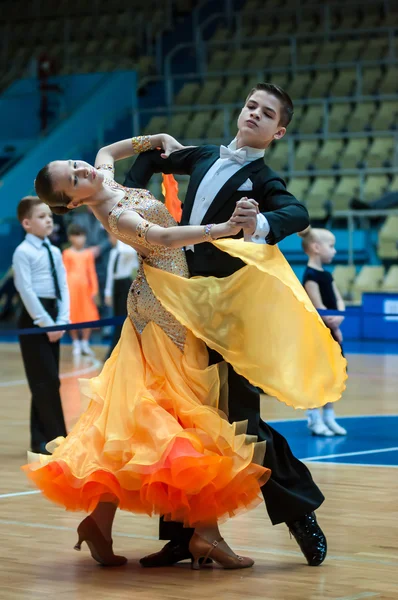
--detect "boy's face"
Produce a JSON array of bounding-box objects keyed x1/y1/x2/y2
[
  {"x1": 237, "y1": 90, "x2": 286, "y2": 149},
  {"x1": 22, "y1": 203, "x2": 54, "y2": 239}
]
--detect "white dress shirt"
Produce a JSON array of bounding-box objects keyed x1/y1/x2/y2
[
  {"x1": 187, "y1": 138, "x2": 270, "y2": 251},
  {"x1": 13, "y1": 233, "x2": 70, "y2": 327},
  {"x1": 105, "y1": 240, "x2": 139, "y2": 298}
]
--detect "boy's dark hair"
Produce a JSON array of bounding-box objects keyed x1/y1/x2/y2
[
  {"x1": 17, "y1": 196, "x2": 45, "y2": 223},
  {"x1": 35, "y1": 164, "x2": 72, "y2": 216},
  {"x1": 67, "y1": 223, "x2": 87, "y2": 237},
  {"x1": 246, "y1": 82, "x2": 294, "y2": 127}
]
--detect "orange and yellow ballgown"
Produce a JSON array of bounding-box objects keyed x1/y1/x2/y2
[{"x1": 23, "y1": 167, "x2": 346, "y2": 527}]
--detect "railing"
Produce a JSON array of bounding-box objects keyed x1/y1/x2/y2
[
  {"x1": 164, "y1": 25, "x2": 398, "y2": 85},
  {"x1": 130, "y1": 91, "x2": 398, "y2": 145}
]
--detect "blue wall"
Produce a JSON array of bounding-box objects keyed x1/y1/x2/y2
[
  {"x1": 0, "y1": 73, "x2": 108, "y2": 158},
  {"x1": 0, "y1": 70, "x2": 137, "y2": 222}
]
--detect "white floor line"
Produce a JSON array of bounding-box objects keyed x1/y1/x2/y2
[
  {"x1": 0, "y1": 490, "x2": 40, "y2": 499},
  {"x1": 303, "y1": 461, "x2": 398, "y2": 469},
  {"x1": 303, "y1": 446, "x2": 398, "y2": 461},
  {"x1": 0, "y1": 518, "x2": 396, "y2": 566},
  {"x1": 267, "y1": 414, "x2": 398, "y2": 424},
  {"x1": 0, "y1": 358, "x2": 101, "y2": 387},
  {"x1": 334, "y1": 593, "x2": 379, "y2": 600}
]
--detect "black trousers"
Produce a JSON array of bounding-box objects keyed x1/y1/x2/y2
[
  {"x1": 18, "y1": 299, "x2": 67, "y2": 449},
  {"x1": 159, "y1": 253, "x2": 325, "y2": 542},
  {"x1": 106, "y1": 278, "x2": 131, "y2": 358}
]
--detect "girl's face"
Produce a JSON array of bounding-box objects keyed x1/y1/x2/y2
[
  {"x1": 69, "y1": 233, "x2": 86, "y2": 250},
  {"x1": 49, "y1": 160, "x2": 104, "y2": 208}
]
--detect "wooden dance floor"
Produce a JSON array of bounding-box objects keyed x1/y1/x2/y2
[{"x1": 0, "y1": 341, "x2": 397, "y2": 600}]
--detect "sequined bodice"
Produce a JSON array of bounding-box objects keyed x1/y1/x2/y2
[{"x1": 107, "y1": 182, "x2": 189, "y2": 351}]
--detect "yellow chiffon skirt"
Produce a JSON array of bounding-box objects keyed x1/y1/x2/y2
[
  {"x1": 23, "y1": 239, "x2": 347, "y2": 525},
  {"x1": 23, "y1": 320, "x2": 269, "y2": 526}
]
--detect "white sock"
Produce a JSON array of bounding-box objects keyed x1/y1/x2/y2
[
  {"x1": 323, "y1": 407, "x2": 335, "y2": 420},
  {"x1": 307, "y1": 408, "x2": 322, "y2": 425}
]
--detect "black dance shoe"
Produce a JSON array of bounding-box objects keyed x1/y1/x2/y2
[
  {"x1": 140, "y1": 541, "x2": 213, "y2": 568},
  {"x1": 286, "y1": 512, "x2": 327, "y2": 566},
  {"x1": 30, "y1": 442, "x2": 51, "y2": 455},
  {"x1": 140, "y1": 541, "x2": 193, "y2": 567}
]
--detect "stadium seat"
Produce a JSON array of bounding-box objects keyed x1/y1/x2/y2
[
  {"x1": 250, "y1": 47, "x2": 276, "y2": 70},
  {"x1": 316, "y1": 41, "x2": 342, "y2": 64},
  {"x1": 217, "y1": 77, "x2": 246, "y2": 104},
  {"x1": 287, "y1": 177, "x2": 312, "y2": 201},
  {"x1": 184, "y1": 111, "x2": 212, "y2": 139},
  {"x1": 205, "y1": 110, "x2": 227, "y2": 139},
  {"x1": 175, "y1": 82, "x2": 201, "y2": 106},
  {"x1": 331, "y1": 69, "x2": 357, "y2": 97},
  {"x1": 361, "y1": 67, "x2": 383, "y2": 95},
  {"x1": 328, "y1": 102, "x2": 352, "y2": 133},
  {"x1": 268, "y1": 140, "x2": 289, "y2": 172},
  {"x1": 143, "y1": 115, "x2": 168, "y2": 135},
  {"x1": 294, "y1": 140, "x2": 320, "y2": 171},
  {"x1": 333, "y1": 265, "x2": 357, "y2": 299},
  {"x1": 196, "y1": 81, "x2": 222, "y2": 105},
  {"x1": 297, "y1": 43, "x2": 319, "y2": 65},
  {"x1": 207, "y1": 50, "x2": 229, "y2": 71},
  {"x1": 382, "y1": 266, "x2": 398, "y2": 291},
  {"x1": 168, "y1": 113, "x2": 191, "y2": 138},
  {"x1": 363, "y1": 175, "x2": 390, "y2": 202},
  {"x1": 271, "y1": 45, "x2": 292, "y2": 68},
  {"x1": 379, "y1": 66, "x2": 398, "y2": 95},
  {"x1": 306, "y1": 176, "x2": 336, "y2": 204},
  {"x1": 366, "y1": 138, "x2": 395, "y2": 168},
  {"x1": 339, "y1": 139, "x2": 369, "y2": 169},
  {"x1": 371, "y1": 101, "x2": 398, "y2": 130},
  {"x1": 331, "y1": 176, "x2": 360, "y2": 210},
  {"x1": 308, "y1": 71, "x2": 334, "y2": 98},
  {"x1": 345, "y1": 102, "x2": 375, "y2": 132},
  {"x1": 312, "y1": 140, "x2": 344, "y2": 170},
  {"x1": 228, "y1": 49, "x2": 254, "y2": 72},
  {"x1": 352, "y1": 266, "x2": 385, "y2": 302},
  {"x1": 297, "y1": 105, "x2": 324, "y2": 134},
  {"x1": 288, "y1": 72, "x2": 312, "y2": 99},
  {"x1": 362, "y1": 40, "x2": 388, "y2": 62},
  {"x1": 337, "y1": 40, "x2": 366, "y2": 62}
]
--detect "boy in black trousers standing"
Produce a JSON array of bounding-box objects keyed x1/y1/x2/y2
[{"x1": 13, "y1": 196, "x2": 69, "y2": 453}]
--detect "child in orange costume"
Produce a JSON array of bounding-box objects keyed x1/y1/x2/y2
[{"x1": 63, "y1": 223, "x2": 99, "y2": 356}]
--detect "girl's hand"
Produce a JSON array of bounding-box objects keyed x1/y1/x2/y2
[
  {"x1": 333, "y1": 327, "x2": 343, "y2": 344},
  {"x1": 212, "y1": 221, "x2": 242, "y2": 239},
  {"x1": 158, "y1": 134, "x2": 188, "y2": 158}
]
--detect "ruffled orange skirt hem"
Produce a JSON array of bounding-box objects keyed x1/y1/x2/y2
[
  {"x1": 23, "y1": 319, "x2": 269, "y2": 526},
  {"x1": 23, "y1": 436, "x2": 268, "y2": 526}
]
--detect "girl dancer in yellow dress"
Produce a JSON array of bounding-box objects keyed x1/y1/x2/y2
[{"x1": 25, "y1": 134, "x2": 346, "y2": 569}]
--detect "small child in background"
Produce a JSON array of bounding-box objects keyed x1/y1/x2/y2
[
  {"x1": 13, "y1": 196, "x2": 69, "y2": 453},
  {"x1": 63, "y1": 223, "x2": 99, "y2": 357},
  {"x1": 299, "y1": 226, "x2": 348, "y2": 437}
]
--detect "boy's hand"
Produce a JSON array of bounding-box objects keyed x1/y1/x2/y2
[
  {"x1": 47, "y1": 330, "x2": 64, "y2": 343},
  {"x1": 229, "y1": 198, "x2": 259, "y2": 236},
  {"x1": 105, "y1": 294, "x2": 112, "y2": 308}
]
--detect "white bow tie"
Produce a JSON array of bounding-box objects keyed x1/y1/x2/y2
[{"x1": 220, "y1": 145, "x2": 247, "y2": 165}]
